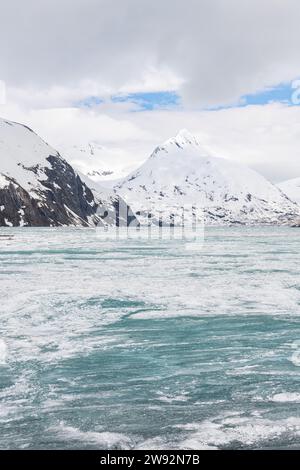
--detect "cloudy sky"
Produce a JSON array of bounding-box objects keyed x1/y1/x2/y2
[{"x1": 1, "y1": 0, "x2": 300, "y2": 181}]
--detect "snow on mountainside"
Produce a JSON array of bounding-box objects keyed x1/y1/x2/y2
[
  {"x1": 0, "y1": 118, "x2": 135, "y2": 227},
  {"x1": 78, "y1": 171, "x2": 137, "y2": 227},
  {"x1": 115, "y1": 129, "x2": 300, "y2": 226},
  {"x1": 277, "y1": 178, "x2": 300, "y2": 204},
  {"x1": 62, "y1": 142, "x2": 131, "y2": 182}
]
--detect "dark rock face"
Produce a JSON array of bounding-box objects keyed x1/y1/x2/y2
[
  {"x1": 34, "y1": 154, "x2": 99, "y2": 226},
  {"x1": 0, "y1": 155, "x2": 136, "y2": 227},
  {"x1": 0, "y1": 177, "x2": 49, "y2": 227},
  {"x1": 93, "y1": 191, "x2": 139, "y2": 228}
]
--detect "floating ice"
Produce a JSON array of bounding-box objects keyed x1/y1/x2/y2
[{"x1": 272, "y1": 393, "x2": 300, "y2": 403}]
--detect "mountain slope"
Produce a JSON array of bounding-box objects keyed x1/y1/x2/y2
[
  {"x1": 115, "y1": 129, "x2": 300, "y2": 226},
  {"x1": 62, "y1": 142, "x2": 131, "y2": 182},
  {"x1": 0, "y1": 118, "x2": 135, "y2": 227},
  {"x1": 78, "y1": 171, "x2": 138, "y2": 227},
  {"x1": 277, "y1": 178, "x2": 300, "y2": 204}
]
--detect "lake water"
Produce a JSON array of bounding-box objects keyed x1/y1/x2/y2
[{"x1": 0, "y1": 227, "x2": 300, "y2": 449}]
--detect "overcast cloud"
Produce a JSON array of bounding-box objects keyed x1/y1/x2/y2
[{"x1": 1, "y1": 0, "x2": 300, "y2": 105}]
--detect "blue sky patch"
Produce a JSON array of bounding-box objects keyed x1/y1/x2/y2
[
  {"x1": 209, "y1": 81, "x2": 300, "y2": 111},
  {"x1": 111, "y1": 91, "x2": 180, "y2": 110},
  {"x1": 75, "y1": 91, "x2": 180, "y2": 111},
  {"x1": 76, "y1": 96, "x2": 103, "y2": 108},
  {"x1": 75, "y1": 81, "x2": 300, "y2": 112},
  {"x1": 241, "y1": 82, "x2": 297, "y2": 107}
]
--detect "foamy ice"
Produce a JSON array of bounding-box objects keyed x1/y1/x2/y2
[{"x1": 0, "y1": 339, "x2": 7, "y2": 365}]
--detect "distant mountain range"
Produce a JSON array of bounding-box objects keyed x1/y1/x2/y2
[
  {"x1": 0, "y1": 120, "x2": 299, "y2": 227},
  {"x1": 61, "y1": 142, "x2": 134, "y2": 181}
]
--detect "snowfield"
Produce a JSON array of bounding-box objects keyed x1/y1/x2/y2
[
  {"x1": 277, "y1": 178, "x2": 300, "y2": 204},
  {"x1": 0, "y1": 119, "x2": 59, "y2": 195}
]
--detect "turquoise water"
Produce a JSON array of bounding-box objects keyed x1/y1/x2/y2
[{"x1": 0, "y1": 227, "x2": 300, "y2": 449}]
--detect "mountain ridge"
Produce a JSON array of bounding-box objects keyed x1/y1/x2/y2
[
  {"x1": 277, "y1": 178, "x2": 300, "y2": 204},
  {"x1": 0, "y1": 118, "x2": 135, "y2": 227}
]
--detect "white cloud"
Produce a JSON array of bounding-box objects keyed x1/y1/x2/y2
[{"x1": 1, "y1": 0, "x2": 300, "y2": 106}]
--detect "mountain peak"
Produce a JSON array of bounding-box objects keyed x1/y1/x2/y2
[
  {"x1": 177, "y1": 128, "x2": 196, "y2": 140},
  {"x1": 163, "y1": 129, "x2": 200, "y2": 149}
]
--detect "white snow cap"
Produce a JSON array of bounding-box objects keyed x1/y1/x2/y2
[
  {"x1": 164, "y1": 129, "x2": 203, "y2": 149},
  {"x1": 173, "y1": 129, "x2": 200, "y2": 145},
  {"x1": 0, "y1": 118, "x2": 59, "y2": 193},
  {"x1": 149, "y1": 129, "x2": 210, "y2": 163}
]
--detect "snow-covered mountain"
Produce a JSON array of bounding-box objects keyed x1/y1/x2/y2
[
  {"x1": 277, "y1": 178, "x2": 300, "y2": 204},
  {"x1": 115, "y1": 129, "x2": 300, "y2": 226},
  {"x1": 0, "y1": 118, "x2": 135, "y2": 227}
]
